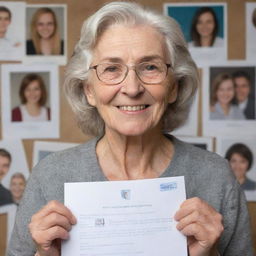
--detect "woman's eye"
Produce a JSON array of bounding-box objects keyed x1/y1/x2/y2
[
  {"x1": 104, "y1": 66, "x2": 119, "y2": 72},
  {"x1": 145, "y1": 64, "x2": 158, "y2": 71}
]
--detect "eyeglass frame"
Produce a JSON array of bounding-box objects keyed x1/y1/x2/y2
[{"x1": 89, "y1": 62, "x2": 172, "y2": 85}]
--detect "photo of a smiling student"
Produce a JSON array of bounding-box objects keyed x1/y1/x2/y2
[
  {"x1": 26, "y1": 7, "x2": 63, "y2": 56},
  {"x1": 25, "y1": 5, "x2": 66, "y2": 65},
  {"x1": 164, "y1": 3, "x2": 227, "y2": 64},
  {"x1": 0, "y1": 2, "x2": 25, "y2": 61},
  {"x1": 209, "y1": 66, "x2": 255, "y2": 121},
  {"x1": 11, "y1": 73, "x2": 51, "y2": 122},
  {"x1": 210, "y1": 73, "x2": 245, "y2": 120}
]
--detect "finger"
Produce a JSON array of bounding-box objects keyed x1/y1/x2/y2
[
  {"x1": 179, "y1": 222, "x2": 207, "y2": 243},
  {"x1": 176, "y1": 210, "x2": 206, "y2": 231},
  {"x1": 33, "y1": 226, "x2": 70, "y2": 251},
  {"x1": 46, "y1": 226, "x2": 70, "y2": 243},
  {"x1": 174, "y1": 198, "x2": 201, "y2": 221},
  {"x1": 180, "y1": 222, "x2": 221, "y2": 249},
  {"x1": 175, "y1": 197, "x2": 211, "y2": 221},
  {"x1": 38, "y1": 212, "x2": 73, "y2": 232},
  {"x1": 31, "y1": 200, "x2": 76, "y2": 225}
]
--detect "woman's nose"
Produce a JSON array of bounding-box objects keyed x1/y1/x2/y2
[{"x1": 120, "y1": 69, "x2": 145, "y2": 97}]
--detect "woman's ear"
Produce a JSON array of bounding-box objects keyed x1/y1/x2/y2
[
  {"x1": 168, "y1": 82, "x2": 178, "y2": 104},
  {"x1": 83, "y1": 83, "x2": 96, "y2": 106}
]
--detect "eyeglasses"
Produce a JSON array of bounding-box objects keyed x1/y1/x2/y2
[{"x1": 89, "y1": 62, "x2": 171, "y2": 85}]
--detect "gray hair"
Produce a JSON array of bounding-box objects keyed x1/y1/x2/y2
[{"x1": 64, "y1": 1, "x2": 199, "y2": 136}]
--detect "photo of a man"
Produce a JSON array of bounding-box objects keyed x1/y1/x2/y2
[
  {"x1": 232, "y1": 71, "x2": 255, "y2": 120},
  {"x1": 0, "y1": 2, "x2": 25, "y2": 61},
  {"x1": 0, "y1": 6, "x2": 21, "y2": 54},
  {"x1": 0, "y1": 7, "x2": 13, "y2": 46},
  {"x1": 0, "y1": 149, "x2": 13, "y2": 207},
  {"x1": 9, "y1": 172, "x2": 26, "y2": 205}
]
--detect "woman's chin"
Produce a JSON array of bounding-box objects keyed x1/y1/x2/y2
[{"x1": 106, "y1": 123, "x2": 159, "y2": 137}]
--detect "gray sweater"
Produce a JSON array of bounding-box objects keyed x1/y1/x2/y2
[{"x1": 7, "y1": 135, "x2": 253, "y2": 256}]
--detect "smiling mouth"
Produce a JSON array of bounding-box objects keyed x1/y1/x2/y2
[{"x1": 118, "y1": 105, "x2": 150, "y2": 111}]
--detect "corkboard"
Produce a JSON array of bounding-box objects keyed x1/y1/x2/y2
[
  {"x1": 0, "y1": 213, "x2": 7, "y2": 256},
  {"x1": 0, "y1": 0, "x2": 255, "y2": 253}
]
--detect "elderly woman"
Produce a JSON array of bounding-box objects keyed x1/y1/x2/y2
[{"x1": 8, "y1": 2, "x2": 252, "y2": 256}]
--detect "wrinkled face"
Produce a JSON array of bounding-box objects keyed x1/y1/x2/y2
[
  {"x1": 84, "y1": 25, "x2": 177, "y2": 136},
  {"x1": 196, "y1": 12, "x2": 215, "y2": 38},
  {"x1": 24, "y1": 80, "x2": 42, "y2": 104},
  {"x1": 36, "y1": 12, "x2": 55, "y2": 39},
  {"x1": 0, "y1": 155, "x2": 10, "y2": 181},
  {"x1": 234, "y1": 77, "x2": 251, "y2": 103},
  {"x1": 10, "y1": 177, "x2": 26, "y2": 201},
  {"x1": 216, "y1": 79, "x2": 234, "y2": 106},
  {"x1": 0, "y1": 11, "x2": 10, "y2": 36},
  {"x1": 229, "y1": 153, "x2": 249, "y2": 182}
]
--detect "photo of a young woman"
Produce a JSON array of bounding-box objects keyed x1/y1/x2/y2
[
  {"x1": 189, "y1": 7, "x2": 224, "y2": 47},
  {"x1": 26, "y1": 7, "x2": 63, "y2": 55},
  {"x1": 210, "y1": 73, "x2": 245, "y2": 120},
  {"x1": 164, "y1": 3, "x2": 226, "y2": 64},
  {"x1": 11, "y1": 73, "x2": 50, "y2": 122},
  {"x1": 225, "y1": 143, "x2": 256, "y2": 191}
]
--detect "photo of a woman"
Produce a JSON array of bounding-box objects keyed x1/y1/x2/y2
[
  {"x1": 11, "y1": 73, "x2": 50, "y2": 122},
  {"x1": 225, "y1": 143, "x2": 256, "y2": 191},
  {"x1": 26, "y1": 7, "x2": 63, "y2": 55},
  {"x1": 210, "y1": 73, "x2": 245, "y2": 120},
  {"x1": 189, "y1": 7, "x2": 223, "y2": 47}
]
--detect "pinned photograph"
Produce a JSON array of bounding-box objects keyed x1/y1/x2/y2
[
  {"x1": 164, "y1": 3, "x2": 227, "y2": 65},
  {"x1": 1, "y1": 64, "x2": 59, "y2": 139},
  {"x1": 0, "y1": 1, "x2": 25, "y2": 61},
  {"x1": 202, "y1": 62, "x2": 256, "y2": 136},
  {"x1": 171, "y1": 90, "x2": 199, "y2": 136},
  {"x1": 217, "y1": 137, "x2": 256, "y2": 201},
  {"x1": 33, "y1": 141, "x2": 78, "y2": 167},
  {"x1": 0, "y1": 139, "x2": 29, "y2": 243},
  {"x1": 25, "y1": 4, "x2": 67, "y2": 65},
  {"x1": 177, "y1": 136, "x2": 214, "y2": 151},
  {"x1": 246, "y1": 3, "x2": 256, "y2": 61}
]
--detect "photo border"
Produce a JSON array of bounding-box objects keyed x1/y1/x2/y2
[
  {"x1": 202, "y1": 61, "x2": 256, "y2": 137},
  {"x1": 0, "y1": 1, "x2": 25, "y2": 61},
  {"x1": 216, "y1": 136, "x2": 256, "y2": 201},
  {"x1": 176, "y1": 136, "x2": 214, "y2": 151},
  {"x1": 24, "y1": 4, "x2": 67, "y2": 65},
  {"x1": 1, "y1": 64, "x2": 60, "y2": 139},
  {"x1": 246, "y1": 3, "x2": 256, "y2": 61},
  {"x1": 33, "y1": 141, "x2": 79, "y2": 167},
  {"x1": 163, "y1": 2, "x2": 227, "y2": 66}
]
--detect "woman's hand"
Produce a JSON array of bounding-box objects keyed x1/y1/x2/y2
[
  {"x1": 29, "y1": 200, "x2": 77, "y2": 256},
  {"x1": 174, "y1": 197, "x2": 223, "y2": 256}
]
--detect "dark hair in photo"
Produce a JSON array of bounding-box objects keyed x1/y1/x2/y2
[
  {"x1": 19, "y1": 73, "x2": 47, "y2": 106},
  {"x1": 232, "y1": 70, "x2": 251, "y2": 84},
  {"x1": 225, "y1": 143, "x2": 253, "y2": 171},
  {"x1": 252, "y1": 8, "x2": 256, "y2": 28},
  {"x1": 0, "y1": 148, "x2": 12, "y2": 162},
  {"x1": 190, "y1": 7, "x2": 218, "y2": 46},
  {"x1": 0, "y1": 6, "x2": 11, "y2": 19}
]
